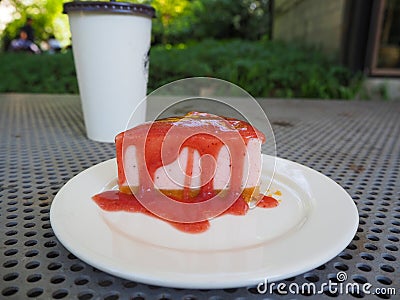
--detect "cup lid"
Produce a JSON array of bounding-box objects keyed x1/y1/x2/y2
[{"x1": 63, "y1": 1, "x2": 156, "y2": 18}]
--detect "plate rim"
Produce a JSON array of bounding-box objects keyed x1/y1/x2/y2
[{"x1": 50, "y1": 155, "x2": 359, "y2": 289}]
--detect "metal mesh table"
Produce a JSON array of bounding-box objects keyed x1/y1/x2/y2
[{"x1": 1, "y1": 94, "x2": 399, "y2": 299}]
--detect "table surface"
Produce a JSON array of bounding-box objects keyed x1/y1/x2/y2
[{"x1": 0, "y1": 93, "x2": 399, "y2": 299}]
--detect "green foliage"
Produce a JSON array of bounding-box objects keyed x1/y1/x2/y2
[
  {"x1": 1, "y1": 0, "x2": 69, "y2": 50},
  {"x1": 146, "y1": 0, "x2": 202, "y2": 44},
  {"x1": 0, "y1": 51, "x2": 78, "y2": 93},
  {"x1": 148, "y1": 39, "x2": 362, "y2": 99},
  {"x1": 1, "y1": 0, "x2": 271, "y2": 48},
  {"x1": 191, "y1": 0, "x2": 271, "y2": 41},
  {"x1": 147, "y1": 0, "x2": 271, "y2": 44},
  {"x1": 0, "y1": 40, "x2": 362, "y2": 99}
]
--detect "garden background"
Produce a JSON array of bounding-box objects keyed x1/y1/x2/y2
[{"x1": 0, "y1": 0, "x2": 363, "y2": 99}]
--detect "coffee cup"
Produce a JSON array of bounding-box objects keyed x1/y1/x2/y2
[{"x1": 64, "y1": 1, "x2": 155, "y2": 142}]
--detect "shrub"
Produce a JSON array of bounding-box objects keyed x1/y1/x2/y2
[
  {"x1": 148, "y1": 39, "x2": 363, "y2": 99},
  {"x1": 0, "y1": 40, "x2": 362, "y2": 99},
  {"x1": 0, "y1": 51, "x2": 78, "y2": 93}
]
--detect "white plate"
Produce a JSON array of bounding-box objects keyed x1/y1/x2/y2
[{"x1": 50, "y1": 155, "x2": 358, "y2": 289}]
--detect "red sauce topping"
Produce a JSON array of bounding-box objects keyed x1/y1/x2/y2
[
  {"x1": 257, "y1": 195, "x2": 279, "y2": 208},
  {"x1": 94, "y1": 190, "x2": 252, "y2": 233},
  {"x1": 93, "y1": 191, "x2": 278, "y2": 233},
  {"x1": 116, "y1": 112, "x2": 264, "y2": 187},
  {"x1": 93, "y1": 112, "x2": 279, "y2": 233},
  {"x1": 115, "y1": 112, "x2": 267, "y2": 223}
]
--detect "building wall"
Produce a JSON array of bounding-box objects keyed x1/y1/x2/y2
[{"x1": 273, "y1": 0, "x2": 347, "y2": 58}]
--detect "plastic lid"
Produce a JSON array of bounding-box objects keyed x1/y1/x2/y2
[{"x1": 63, "y1": 1, "x2": 156, "y2": 18}]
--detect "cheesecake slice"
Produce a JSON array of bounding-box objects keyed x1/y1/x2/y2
[{"x1": 116, "y1": 112, "x2": 265, "y2": 203}]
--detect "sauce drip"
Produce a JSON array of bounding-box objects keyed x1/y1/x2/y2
[
  {"x1": 94, "y1": 190, "x2": 249, "y2": 233},
  {"x1": 93, "y1": 191, "x2": 278, "y2": 233},
  {"x1": 256, "y1": 195, "x2": 279, "y2": 208}
]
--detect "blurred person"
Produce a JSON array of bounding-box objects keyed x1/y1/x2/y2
[
  {"x1": 47, "y1": 35, "x2": 62, "y2": 53},
  {"x1": 21, "y1": 17, "x2": 35, "y2": 42},
  {"x1": 9, "y1": 29, "x2": 41, "y2": 54}
]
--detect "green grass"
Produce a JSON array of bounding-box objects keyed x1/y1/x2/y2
[
  {"x1": 0, "y1": 51, "x2": 79, "y2": 93},
  {"x1": 0, "y1": 40, "x2": 363, "y2": 99}
]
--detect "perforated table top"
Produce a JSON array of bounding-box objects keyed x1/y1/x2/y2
[{"x1": 1, "y1": 94, "x2": 399, "y2": 299}]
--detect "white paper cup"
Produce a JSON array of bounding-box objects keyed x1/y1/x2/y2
[{"x1": 64, "y1": 1, "x2": 155, "y2": 142}]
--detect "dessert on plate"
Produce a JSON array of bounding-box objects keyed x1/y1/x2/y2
[
  {"x1": 116, "y1": 111, "x2": 264, "y2": 203},
  {"x1": 93, "y1": 112, "x2": 278, "y2": 233}
]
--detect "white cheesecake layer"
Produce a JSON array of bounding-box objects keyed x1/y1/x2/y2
[{"x1": 123, "y1": 138, "x2": 262, "y2": 190}]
